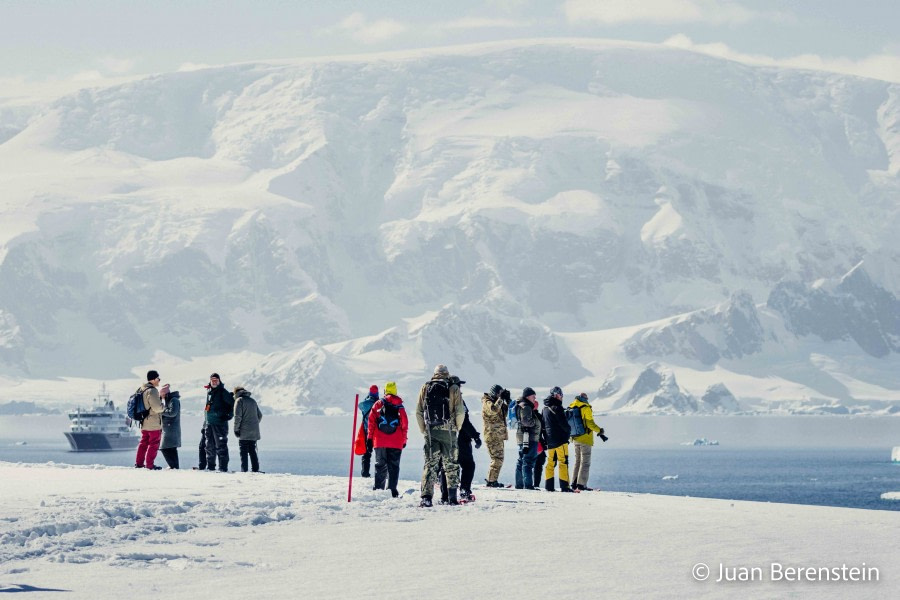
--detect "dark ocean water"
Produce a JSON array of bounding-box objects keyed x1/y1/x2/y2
[{"x1": 2, "y1": 415, "x2": 898, "y2": 511}]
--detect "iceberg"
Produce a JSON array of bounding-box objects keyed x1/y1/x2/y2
[{"x1": 681, "y1": 438, "x2": 720, "y2": 446}]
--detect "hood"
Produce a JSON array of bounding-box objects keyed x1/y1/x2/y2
[
  {"x1": 383, "y1": 394, "x2": 404, "y2": 406},
  {"x1": 543, "y1": 396, "x2": 562, "y2": 409},
  {"x1": 167, "y1": 391, "x2": 181, "y2": 400}
]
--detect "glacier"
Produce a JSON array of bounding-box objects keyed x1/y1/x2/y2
[{"x1": 0, "y1": 39, "x2": 898, "y2": 414}]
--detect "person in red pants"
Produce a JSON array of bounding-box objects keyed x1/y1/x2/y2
[{"x1": 134, "y1": 370, "x2": 165, "y2": 470}]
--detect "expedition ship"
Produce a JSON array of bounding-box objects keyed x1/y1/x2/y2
[{"x1": 64, "y1": 384, "x2": 139, "y2": 451}]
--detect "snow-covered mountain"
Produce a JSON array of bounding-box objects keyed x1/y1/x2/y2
[{"x1": 0, "y1": 39, "x2": 898, "y2": 414}]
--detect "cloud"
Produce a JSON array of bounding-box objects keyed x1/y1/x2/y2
[
  {"x1": 98, "y1": 57, "x2": 136, "y2": 75},
  {"x1": 335, "y1": 12, "x2": 407, "y2": 44},
  {"x1": 177, "y1": 62, "x2": 212, "y2": 72},
  {"x1": 664, "y1": 34, "x2": 900, "y2": 84},
  {"x1": 563, "y1": 0, "x2": 777, "y2": 26},
  {"x1": 438, "y1": 17, "x2": 534, "y2": 30}
]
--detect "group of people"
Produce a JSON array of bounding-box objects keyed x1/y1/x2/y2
[
  {"x1": 358, "y1": 364, "x2": 608, "y2": 507},
  {"x1": 133, "y1": 370, "x2": 264, "y2": 473}
]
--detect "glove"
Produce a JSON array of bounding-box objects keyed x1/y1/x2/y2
[
  {"x1": 474, "y1": 437, "x2": 482, "y2": 449},
  {"x1": 403, "y1": 442, "x2": 407, "y2": 448},
  {"x1": 500, "y1": 389, "x2": 511, "y2": 401}
]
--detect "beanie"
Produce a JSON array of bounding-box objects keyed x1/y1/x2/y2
[
  {"x1": 522, "y1": 386, "x2": 536, "y2": 398},
  {"x1": 433, "y1": 364, "x2": 449, "y2": 377},
  {"x1": 550, "y1": 386, "x2": 563, "y2": 397},
  {"x1": 147, "y1": 370, "x2": 160, "y2": 382},
  {"x1": 385, "y1": 382, "x2": 398, "y2": 396},
  {"x1": 210, "y1": 373, "x2": 221, "y2": 380},
  {"x1": 369, "y1": 385, "x2": 379, "y2": 395},
  {"x1": 489, "y1": 384, "x2": 503, "y2": 398}
]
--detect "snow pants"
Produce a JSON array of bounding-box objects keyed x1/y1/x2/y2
[
  {"x1": 161, "y1": 447, "x2": 179, "y2": 469},
  {"x1": 440, "y1": 441, "x2": 475, "y2": 499},
  {"x1": 515, "y1": 443, "x2": 538, "y2": 488},
  {"x1": 485, "y1": 435, "x2": 505, "y2": 483},
  {"x1": 421, "y1": 427, "x2": 458, "y2": 498},
  {"x1": 571, "y1": 441, "x2": 592, "y2": 487},
  {"x1": 360, "y1": 437, "x2": 374, "y2": 477},
  {"x1": 544, "y1": 443, "x2": 570, "y2": 490},
  {"x1": 135, "y1": 429, "x2": 161, "y2": 469},
  {"x1": 198, "y1": 424, "x2": 207, "y2": 469},
  {"x1": 374, "y1": 447, "x2": 402, "y2": 491},
  {"x1": 204, "y1": 422, "x2": 229, "y2": 472},
  {"x1": 534, "y1": 450, "x2": 546, "y2": 486},
  {"x1": 239, "y1": 440, "x2": 259, "y2": 472}
]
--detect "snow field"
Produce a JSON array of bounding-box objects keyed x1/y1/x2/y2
[{"x1": 1, "y1": 461, "x2": 897, "y2": 599}]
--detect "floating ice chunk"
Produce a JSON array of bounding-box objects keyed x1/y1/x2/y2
[{"x1": 680, "y1": 438, "x2": 719, "y2": 446}]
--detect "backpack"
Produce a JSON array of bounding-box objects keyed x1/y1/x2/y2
[
  {"x1": 377, "y1": 401, "x2": 403, "y2": 434},
  {"x1": 126, "y1": 388, "x2": 149, "y2": 424},
  {"x1": 423, "y1": 379, "x2": 450, "y2": 426},
  {"x1": 565, "y1": 405, "x2": 587, "y2": 437},
  {"x1": 517, "y1": 401, "x2": 536, "y2": 429}
]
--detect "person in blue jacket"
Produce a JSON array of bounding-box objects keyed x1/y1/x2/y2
[{"x1": 359, "y1": 385, "x2": 379, "y2": 477}]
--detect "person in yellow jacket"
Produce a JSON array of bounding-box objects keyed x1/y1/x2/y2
[{"x1": 568, "y1": 392, "x2": 607, "y2": 491}]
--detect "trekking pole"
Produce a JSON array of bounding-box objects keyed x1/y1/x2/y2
[{"x1": 347, "y1": 393, "x2": 359, "y2": 503}]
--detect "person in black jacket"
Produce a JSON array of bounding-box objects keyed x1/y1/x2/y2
[
  {"x1": 439, "y1": 378, "x2": 482, "y2": 503},
  {"x1": 203, "y1": 373, "x2": 234, "y2": 472},
  {"x1": 541, "y1": 386, "x2": 573, "y2": 492}
]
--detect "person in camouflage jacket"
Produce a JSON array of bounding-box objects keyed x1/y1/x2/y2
[{"x1": 481, "y1": 384, "x2": 510, "y2": 487}]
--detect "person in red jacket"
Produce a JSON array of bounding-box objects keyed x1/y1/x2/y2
[{"x1": 367, "y1": 381, "x2": 408, "y2": 498}]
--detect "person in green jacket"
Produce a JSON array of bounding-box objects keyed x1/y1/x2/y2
[{"x1": 568, "y1": 393, "x2": 607, "y2": 491}]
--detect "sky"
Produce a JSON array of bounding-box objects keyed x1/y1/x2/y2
[{"x1": 1, "y1": 0, "x2": 899, "y2": 100}]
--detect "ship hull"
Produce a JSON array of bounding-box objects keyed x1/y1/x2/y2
[{"x1": 64, "y1": 432, "x2": 139, "y2": 452}]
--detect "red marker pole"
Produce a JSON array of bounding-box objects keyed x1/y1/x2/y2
[{"x1": 348, "y1": 393, "x2": 359, "y2": 502}]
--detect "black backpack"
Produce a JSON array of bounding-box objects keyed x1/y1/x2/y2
[
  {"x1": 423, "y1": 379, "x2": 450, "y2": 426},
  {"x1": 517, "y1": 400, "x2": 536, "y2": 429},
  {"x1": 377, "y1": 401, "x2": 403, "y2": 434}
]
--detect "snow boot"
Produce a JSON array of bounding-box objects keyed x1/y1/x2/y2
[
  {"x1": 390, "y1": 488, "x2": 399, "y2": 498},
  {"x1": 448, "y1": 488, "x2": 459, "y2": 506},
  {"x1": 419, "y1": 496, "x2": 433, "y2": 508},
  {"x1": 560, "y1": 482, "x2": 575, "y2": 492},
  {"x1": 460, "y1": 489, "x2": 475, "y2": 503},
  {"x1": 544, "y1": 478, "x2": 555, "y2": 492}
]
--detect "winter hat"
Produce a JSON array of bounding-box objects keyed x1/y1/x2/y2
[
  {"x1": 433, "y1": 364, "x2": 449, "y2": 377},
  {"x1": 385, "y1": 382, "x2": 398, "y2": 396},
  {"x1": 550, "y1": 386, "x2": 563, "y2": 397},
  {"x1": 233, "y1": 386, "x2": 246, "y2": 395},
  {"x1": 210, "y1": 373, "x2": 221, "y2": 381},
  {"x1": 147, "y1": 370, "x2": 160, "y2": 382},
  {"x1": 489, "y1": 384, "x2": 504, "y2": 398},
  {"x1": 522, "y1": 386, "x2": 536, "y2": 398},
  {"x1": 369, "y1": 385, "x2": 379, "y2": 395}
]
